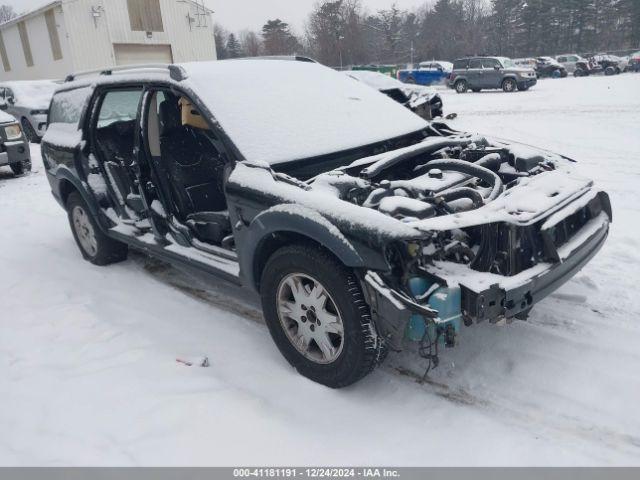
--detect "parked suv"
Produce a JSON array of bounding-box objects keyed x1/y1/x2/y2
[
  {"x1": 555, "y1": 54, "x2": 589, "y2": 75},
  {"x1": 0, "y1": 80, "x2": 58, "y2": 143},
  {"x1": 448, "y1": 57, "x2": 537, "y2": 93},
  {"x1": 43, "y1": 60, "x2": 610, "y2": 388},
  {"x1": 0, "y1": 110, "x2": 31, "y2": 175}
]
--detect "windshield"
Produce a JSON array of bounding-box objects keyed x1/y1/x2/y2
[
  {"x1": 183, "y1": 60, "x2": 428, "y2": 165},
  {"x1": 500, "y1": 58, "x2": 516, "y2": 68}
]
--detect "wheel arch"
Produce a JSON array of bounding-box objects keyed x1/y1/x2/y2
[
  {"x1": 55, "y1": 171, "x2": 107, "y2": 231},
  {"x1": 241, "y1": 205, "x2": 366, "y2": 292}
]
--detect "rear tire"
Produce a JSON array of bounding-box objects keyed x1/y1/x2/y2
[
  {"x1": 455, "y1": 79, "x2": 468, "y2": 93},
  {"x1": 502, "y1": 78, "x2": 517, "y2": 92},
  {"x1": 21, "y1": 118, "x2": 39, "y2": 143},
  {"x1": 605, "y1": 66, "x2": 615, "y2": 76},
  {"x1": 10, "y1": 160, "x2": 31, "y2": 176},
  {"x1": 260, "y1": 244, "x2": 386, "y2": 388},
  {"x1": 66, "y1": 191, "x2": 128, "y2": 266}
]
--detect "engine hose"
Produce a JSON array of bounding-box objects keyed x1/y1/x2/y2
[
  {"x1": 414, "y1": 159, "x2": 504, "y2": 201},
  {"x1": 474, "y1": 152, "x2": 503, "y2": 171},
  {"x1": 360, "y1": 136, "x2": 488, "y2": 179},
  {"x1": 433, "y1": 187, "x2": 485, "y2": 209}
]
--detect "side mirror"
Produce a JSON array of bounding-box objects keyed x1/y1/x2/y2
[
  {"x1": 494, "y1": 65, "x2": 500, "y2": 71},
  {"x1": 7, "y1": 96, "x2": 15, "y2": 105}
]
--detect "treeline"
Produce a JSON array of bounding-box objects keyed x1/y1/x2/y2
[{"x1": 214, "y1": 0, "x2": 640, "y2": 66}]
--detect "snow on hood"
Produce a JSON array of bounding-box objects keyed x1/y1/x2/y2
[
  {"x1": 181, "y1": 60, "x2": 428, "y2": 165},
  {"x1": 0, "y1": 109, "x2": 16, "y2": 124},
  {"x1": 4, "y1": 80, "x2": 58, "y2": 110}
]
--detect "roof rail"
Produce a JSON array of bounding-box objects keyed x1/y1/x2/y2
[
  {"x1": 64, "y1": 64, "x2": 187, "y2": 83},
  {"x1": 232, "y1": 55, "x2": 318, "y2": 64}
]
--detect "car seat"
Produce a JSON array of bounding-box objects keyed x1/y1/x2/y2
[{"x1": 158, "y1": 95, "x2": 230, "y2": 244}]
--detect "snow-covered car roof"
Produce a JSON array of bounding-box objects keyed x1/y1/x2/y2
[
  {"x1": 0, "y1": 109, "x2": 16, "y2": 124},
  {"x1": 181, "y1": 60, "x2": 428, "y2": 165},
  {"x1": 1, "y1": 80, "x2": 59, "y2": 109},
  {"x1": 418, "y1": 61, "x2": 453, "y2": 71}
]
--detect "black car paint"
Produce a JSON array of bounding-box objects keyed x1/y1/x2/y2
[
  {"x1": 43, "y1": 79, "x2": 397, "y2": 294},
  {"x1": 42, "y1": 73, "x2": 610, "y2": 347}
]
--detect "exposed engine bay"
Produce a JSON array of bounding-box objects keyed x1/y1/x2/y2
[
  {"x1": 309, "y1": 129, "x2": 572, "y2": 278},
  {"x1": 297, "y1": 126, "x2": 610, "y2": 365}
]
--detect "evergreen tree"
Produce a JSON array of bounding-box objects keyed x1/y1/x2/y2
[
  {"x1": 262, "y1": 19, "x2": 301, "y2": 55},
  {"x1": 226, "y1": 33, "x2": 243, "y2": 58}
]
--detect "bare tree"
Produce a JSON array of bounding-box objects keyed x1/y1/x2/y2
[
  {"x1": 0, "y1": 4, "x2": 17, "y2": 24},
  {"x1": 240, "y1": 30, "x2": 262, "y2": 57}
]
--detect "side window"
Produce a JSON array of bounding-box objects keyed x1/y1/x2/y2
[
  {"x1": 468, "y1": 59, "x2": 482, "y2": 69},
  {"x1": 49, "y1": 86, "x2": 92, "y2": 125},
  {"x1": 557, "y1": 56, "x2": 566, "y2": 63},
  {"x1": 97, "y1": 89, "x2": 143, "y2": 128},
  {"x1": 453, "y1": 60, "x2": 467, "y2": 69},
  {"x1": 570, "y1": 56, "x2": 579, "y2": 62},
  {"x1": 482, "y1": 58, "x2": 500, "y2": 69},
  {"x1": 94, "y1": 88, "x2": 143, "y2": 167}
]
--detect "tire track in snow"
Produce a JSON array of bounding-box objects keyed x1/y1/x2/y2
[{"x1": 136, "y1": 254, "x2": 640, "y2": 461}]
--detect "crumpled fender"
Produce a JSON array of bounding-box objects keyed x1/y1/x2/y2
[{"x1": 239, "y1": 204, "x2": 366, "y2": 290}]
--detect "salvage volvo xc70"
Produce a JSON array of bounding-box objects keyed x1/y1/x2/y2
[{"x1": 42, "y1": 59, "x2": 611, "y2": 388}]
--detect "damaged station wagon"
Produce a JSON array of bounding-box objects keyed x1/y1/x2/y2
[{"x1": 42, "y1": 59, "x2": 611, "y2": 388}]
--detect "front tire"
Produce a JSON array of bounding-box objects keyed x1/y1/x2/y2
[
  {"x1": 10, "y1": 160, "x2": 31, "y2": 176},
  {"x1": 502, "y1": 78, "x2": 517, "y2": 92},
  {"x1": 455, "y1": 79, "x2": 468, "y2": 93},
  {"x1": 66, "y1": 191, "x2": 128, "y2": 266},
  {"x1": 260, "y1": 244, "x2": 385, "y2": 388}
]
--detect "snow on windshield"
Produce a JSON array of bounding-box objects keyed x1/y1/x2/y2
[
  {"x1": 6, "y1": 80, "x2": 58, "y2": 109},
  {"x1": 343, "y1": 70, "x2": 403, "y2": 91},
  {"x1": 500, "y1": 58, "x2": 516, "y2": 68},
  {"x1": 182, "y1": 60, "x2": 428, "y2": 165}
]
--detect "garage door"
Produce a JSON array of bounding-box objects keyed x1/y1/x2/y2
[{"x1": 113, "y1": 44, "x2": 173, "y2": 65}]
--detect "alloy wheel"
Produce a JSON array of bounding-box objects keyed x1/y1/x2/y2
[
  {"x1": 72, "y1": 206, "x2": 98, "y2": 257},
  {"x1": 276, "y1": 273, "x2": 345, "y2": 365}
]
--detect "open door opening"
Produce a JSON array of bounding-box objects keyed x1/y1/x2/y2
[{"x1": 145, "y1": 89, "x2": 234, "y2": 250}]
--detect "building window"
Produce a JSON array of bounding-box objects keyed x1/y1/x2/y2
[
  {"x1": 45, "y1": 9, "x2": 63, "y2": 61},
  {"x1": 127, "y1": 0, "x2": 164, "y2": 32},
  {"x1": 0, "y1": 31, "x2": 10, "y2": 72},
  {"x1": 18, "y1": 21, "x2": 34, "y2": 67}
]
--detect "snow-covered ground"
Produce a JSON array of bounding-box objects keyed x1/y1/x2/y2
[{"x1": 1, "y1": 74, "x2": 639, "y2": 466}]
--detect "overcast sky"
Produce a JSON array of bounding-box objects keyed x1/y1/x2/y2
[{"x1": 3, "y1": 0, "x2": 427, "y2": 33}]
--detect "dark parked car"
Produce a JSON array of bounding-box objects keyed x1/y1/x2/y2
[
  {"x1": 42, "y1": 60, "x2": 611, "y2": 387},
  {"x1": 344, "y1": 70, "x2": 444, "y2": 119},
  {"x1": 448, "y1": 57, "x2": 537, "y2": 93},
  {"x1": 535, "y1": 57, "x2": 568, "y2": 78},
  {"x1": 0, "y1": 110, "x2": 31, "y2": 175}
]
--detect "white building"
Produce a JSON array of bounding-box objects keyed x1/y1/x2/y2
[{"x1": 0, "y1": 0, "x2": 217, "y2": 81}]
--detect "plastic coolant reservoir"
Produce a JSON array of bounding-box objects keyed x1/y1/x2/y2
[{"x1": 406, "y1": 277, "x2": 462, "y2": 343}]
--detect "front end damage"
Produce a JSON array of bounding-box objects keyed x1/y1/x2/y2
[{"x1": 304, "y1": 124, "x2": 612, "y2": 364}]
